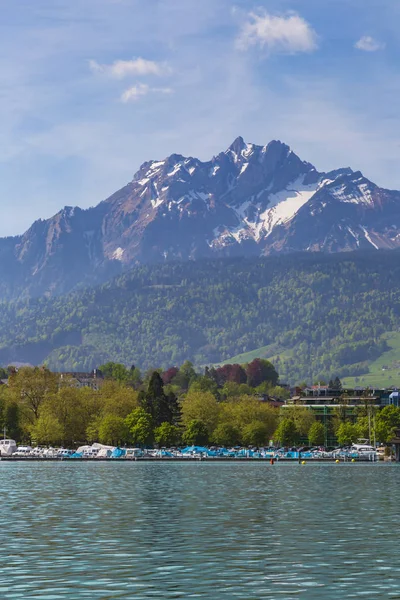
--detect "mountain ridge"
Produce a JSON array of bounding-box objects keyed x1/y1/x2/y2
[{"x1": 1, "y1": 137, "x2": 400, "y2": 299}]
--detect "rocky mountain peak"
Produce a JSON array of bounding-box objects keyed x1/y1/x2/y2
[
  {"x1": 1, "y1": 137, "x2": 400, "y2": 300},
  {"x1": 226, "y1": 135, "x2": 247, "y2": 157}
]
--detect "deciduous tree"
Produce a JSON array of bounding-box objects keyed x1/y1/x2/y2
[
  {"x1": 125, "y1": 408, "x2": 153, "y2": 447},
  {"x1": 31, "y1": 414, "x2": 63, "y2": 446},
  {"x1": 182, "y1": 419, "x2": 209, "y2": 446},
  {"x1": 212, "y1": 423, "x2": 240, "y2": 447},
  {"x1": 336, "y1": 422, "x2": 359, "y2": 446},
  {"x1": 99, "y1": 415, "x2": 129, "y2": 446},
  {"x1": 246, "y1": 359, "x2": 278, "y2": 388},
  {"x1": 154, "y1": 422, "x2": 181, "y2": 447},
  {"x1": 181, "y1": 391, "x2": 220, "y2": 435},
  {"x1": 9, "y1": 367, "x2": 58, "y2": 422},
  {"x1": 241, "y1": 421, "x2": 269, "y2": 447},
  {"x1": 308, "y1": 421, "x2": 325, "y2": 446},
  {"x1": 274, "y1": 418, "x2": 299, "y2": 446}
]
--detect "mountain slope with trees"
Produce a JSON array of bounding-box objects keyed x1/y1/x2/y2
[{"x1": 0, "y1": 250, "x2": 399, "y2": 383}]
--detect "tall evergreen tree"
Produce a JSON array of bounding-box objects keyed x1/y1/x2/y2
[
  {"x1": 166, "y1": 391, "x2": 181, "y2": 426},
  {"x1": 333, "y1": 377, "x2": 343, "y2": 391},
  {"x1": 141, "y1": 372, "x2": 179, "y2": 427}
]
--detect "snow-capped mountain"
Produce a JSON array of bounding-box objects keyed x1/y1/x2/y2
[{"x1": 1, "y1": 136, "x2": 400, "y2": 299}]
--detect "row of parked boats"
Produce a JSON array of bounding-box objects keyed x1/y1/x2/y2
[
  {"x1": 0, "y1": 441, "x2": 144, "y2": 458},
  {"x1": 0, "y1": 439, "x2": 384, "y2": 460}
]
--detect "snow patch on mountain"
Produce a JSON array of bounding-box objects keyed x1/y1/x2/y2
[
  {"x1": 209, "y1": 177, "x2": 323, "y2": 247},
  {"x1": 361, "y1": 226, "x2": 379, "y2": 249},
  {"x1": 347, "y1": 226, "x2": 360, "y2": 246},
  {"x1": 112, "y1": 247, "x2": 124, "y2": 260},
  {"x1": 318, "y1": 178, "x2": 335, "y2": 189},
  {"x1": 233, "y1": 228, "x2": 252, "y2": 242},
  {"x1": 151, "y1": 197, "x2": 163, "y2": 209},
  {"x1": 149, "y1": 161, "x2": 165, "y2": 171},
  {"x1": 243, "y1": 143, "x2": 254, "y2": 157},
  {"x1": 331, "y1": 180, "x2": 374, "y2": 205},
  {"x1": 259, "y1": 178, "x2": 320, "y2": 238},
  {"x1": 167, "y1": 163, "x2": 182, "y2": 177},
  {"x1": 358, "y1": 183, "x2": 374, "y2": 205}
]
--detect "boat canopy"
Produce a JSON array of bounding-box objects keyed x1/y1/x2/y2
[
  {"x1": 111, "y1": 448, "x2": 126, "y2": 458},
  {"x1": 181, "y1": 446, "x2": 209, "y2": 454}
]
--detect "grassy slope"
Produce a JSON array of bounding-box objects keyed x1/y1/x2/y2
[
  {"x1": 220, "y1": 345, "x2": 294, "y2": 373},
  {"x1": 222, "y1": 332, "x2": 400, "y2": 387},
  {"x1": 220, "y1": 343, "x2": 279, "y2": 365},
  {"x1": 342, "y1": 331, "x2": 400, "y2": 388}
]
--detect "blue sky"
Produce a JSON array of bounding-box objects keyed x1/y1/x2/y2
[{"x1": 0, "y1": 0, "x2": 399, "y2": 235}]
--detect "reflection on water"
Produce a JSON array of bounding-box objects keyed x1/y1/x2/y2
[{"x1": 0, "y1": 462, "x2": 399, "y2": 598}]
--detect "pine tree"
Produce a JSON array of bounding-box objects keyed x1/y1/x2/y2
[
  {"x1": 141, "y1": 372, "x2": 179, "y2": 427},
  {"x1": 166, "y1": 391, "x2": 181, "y2": 426},
  {"x1": 333, "y1": 377, "x2": 342, "y2": 391}
]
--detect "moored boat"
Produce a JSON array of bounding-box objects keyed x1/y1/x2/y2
[
  {"x1": 0, "y1": 439, "x2": 17, "y2": 456},
  {"x1": 351, "y1": 443, "x2": 378, "y2": 460}
]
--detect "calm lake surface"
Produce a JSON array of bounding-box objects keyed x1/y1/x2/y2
[{"x1": 1, "y1": 462, "x2": 399, "y2": 599}]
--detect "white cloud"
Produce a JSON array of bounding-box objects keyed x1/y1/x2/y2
[
  {"x1": 89, "y1": 57, "x2": 165, "y2": 78},
  {"x1": 355, "y1": 36, "x2": 385, "y2": 52},
  {"x1": 120, "y1": 83, "x2": 149, "y2": 102},
  {"x1": 120, "y1": 84, "x2": 172, "y2": 103},
  {"x1": 237, "y1": 10, "x2": 318, "y2": 54}
]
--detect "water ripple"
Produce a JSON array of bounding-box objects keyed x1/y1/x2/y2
[{"x1": 0, "y1": 462, "x2": 399, "y2": 598}]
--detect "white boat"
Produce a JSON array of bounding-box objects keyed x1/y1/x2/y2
[
  {"x1": 0, "y1": 439, "x2": 17, "y2": 456},
  {"x1": 77, "y1": 443, "x2": 114, "y2": 458},
  {"x1": 351, "y1": 443, "x2": 378, "y2": 460},
  {"x1": 96, "y1": 447, "x2": 115, "y2": 458},
  {"x1": 76, "y1": 445, "x2": 90, "y2": 455},
  {"x1": 14, "y1": 445, "x2": 32, "y2": 457},
  {"x1": 125, "y1": 448, "x2": 143, "y2": 459},
  {"x1": 83, "y1": 448, "x2": 99, "y2": 458},
  {"x1": 30, "y1": 446, "x2": 45, "y2": 458},
  {"x1": 42, "y1": 447, "x2": 58, "y2": 458},
  {"x1": 57, "y1": 449, "x2": 74, "y2": 458}
]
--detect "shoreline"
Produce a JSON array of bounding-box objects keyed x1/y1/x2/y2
[{"x1": 0, "y1": 456, "x2": 386, "y2": 462}]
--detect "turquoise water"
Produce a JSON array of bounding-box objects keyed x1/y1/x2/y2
[{"x1": 0, "y1": 462, "x2": 399, "y2": 599}]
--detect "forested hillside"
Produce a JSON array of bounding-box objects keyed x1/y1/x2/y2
[{"x1": 0, "y1": 250, "x2": 399, "y2": 383}]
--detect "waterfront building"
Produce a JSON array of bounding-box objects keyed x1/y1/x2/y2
[{"x1": 284, "y1": 386, "x2": 395, "y2": 447}]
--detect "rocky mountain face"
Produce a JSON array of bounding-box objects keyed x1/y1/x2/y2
[{"x1": 2, "y1": 136, "x2": 400, "y2": 299}]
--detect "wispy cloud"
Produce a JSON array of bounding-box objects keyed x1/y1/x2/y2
[
  {"x1": 120, "y1": 84, "x2": 173, "y2": 103},
  {"x1": 354, "y1": 36, "x2": 385, "y2": 52},
  {"x1": 89, "y1": 57, "x2": 165, "y2": 78},
  {"x1": 237, "y1": 10, "x2": 318, "y2": 54}
]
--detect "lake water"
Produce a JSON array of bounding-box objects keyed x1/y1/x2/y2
[{"x1": 1, "y1": 462, "x2": 399, "y2": 599}]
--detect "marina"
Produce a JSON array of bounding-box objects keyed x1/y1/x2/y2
[{"x1": 0, "y1": 441, "x2": 384, "y2": 461}]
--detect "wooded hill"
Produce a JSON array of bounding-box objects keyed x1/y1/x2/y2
[{"x1": 0, "y1": 250, "x2": 399, "y2": 384}]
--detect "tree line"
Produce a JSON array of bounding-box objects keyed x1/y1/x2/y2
[
  {"x1": 2, "y1": 360, "x2": 399, "y2": 449},
  {"x1": 0, "y1": 359, "x2": 285, "y2": 447}
]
